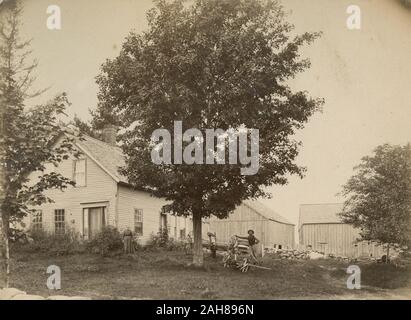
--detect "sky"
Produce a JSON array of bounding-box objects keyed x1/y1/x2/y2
[{"x1": 15, "y1": 0, "x2": 411, "y2": 227}]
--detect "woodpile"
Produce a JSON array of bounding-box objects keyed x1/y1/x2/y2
[
  {"x1": 264, "y1": 248, "x2": 352, "y2": 261},
  {"x1": 265, "y1": 248, "x2": 311, "y2": 260},
  {"x1": 264, "y1": 247, "x2": 406, "y2": 262}
]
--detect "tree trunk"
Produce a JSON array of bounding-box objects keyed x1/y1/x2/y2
[
  {"x1": 386, "y1": 244, "x2": 390, "y2": 264},
  {"x1": 192, "y1": 212, "x2": 203, "y2": 267},
  {"x1": 0, "y1": 210, "x2": 10, "y2": 287}
]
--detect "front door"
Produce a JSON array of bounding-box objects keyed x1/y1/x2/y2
[
  {"x1": 160, "y1": 213, "x2": 167, "y2": 233},
  {"x1": 84, "y1": 207, "x2": 105, "y2": 239}
]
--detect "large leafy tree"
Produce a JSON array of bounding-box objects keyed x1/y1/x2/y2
[
  {"x1": 340, "y1": 144, "x2": 411, "y2": 258},
  {"x1": 0, "y1": 2, "x2": 76, "y2": 281},
  {"x1": 96, "y1": 0, "x2": 322, "y2": 265}
]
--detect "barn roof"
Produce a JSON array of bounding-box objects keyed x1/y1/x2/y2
[
  {"x1": 299, "y1": 203, "x2": 344, "y2": 228},
  {"x1": 244, "y1": 200, "x2": 294, "y2": 225}
]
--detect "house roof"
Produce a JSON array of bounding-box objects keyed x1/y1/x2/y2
[
  {"x1": 299, "y1": 203, "x2": 344, "y2": 228},
  {"x1": 71, "y1": 133, "x2": 293, "y2": 226},
  {"x1": 244, "y1": 200, "x2": 294, "y2": 225},
  {"x1": 72, "y1": 133, "x2": 128, "y2": 184}
]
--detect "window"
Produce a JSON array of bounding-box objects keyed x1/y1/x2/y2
[
  {"x1": 31, "y1": 210, "x2": 42, "y2": 231},
  {"x1": 55, "y1": 209, "x2": 65, "y2": 235},
  {"x1": 73, "y1": 159, "x2": 86, "y2": 187},
  {"x1": 134, "y1": 209, "x2": 143, "y2": 235}
]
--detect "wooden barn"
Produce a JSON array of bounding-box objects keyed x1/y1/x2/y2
[
  {"x1": 299, "y1": 203, "x2": 386, "y2": 258},
  {"x1": 209, "y1": 200, "x2": 295, "y2": 251}
]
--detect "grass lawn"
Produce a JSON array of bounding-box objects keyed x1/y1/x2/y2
[{"x1": 1, "y1": 250, "x2": 410, "y2": 300}]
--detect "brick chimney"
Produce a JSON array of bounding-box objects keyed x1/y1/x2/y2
[{"x1": 101, "y1": 124, "x2": 117, "y2": 146}]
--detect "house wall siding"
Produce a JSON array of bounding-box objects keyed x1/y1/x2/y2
[
  {"x1": 116, "y1": 185, "x2": 165, "y2": 244},
  {"x1": 116, "y1": 185, "x2": 209, "y2": 245},
  {"x1": 24, "y1": 152, "x2": 118, "y2": 236}
]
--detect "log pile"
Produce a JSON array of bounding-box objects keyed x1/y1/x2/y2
[
  {"x1": 280, "y1": 249, "x2": 311, "y2": 260},
  {"x1": 263, "y1": 247, "x2": 401, "y2": 261},
  {"x1": 264, "y1": 248, "x2": 311, "y2": 260},
  {"x1": 264, "y1": 248, "x2": 352, "y2": 261}
]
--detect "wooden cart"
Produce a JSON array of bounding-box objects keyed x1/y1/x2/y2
[{"x1": 222, "y1": 236, "x2": 271, "y2": 273}]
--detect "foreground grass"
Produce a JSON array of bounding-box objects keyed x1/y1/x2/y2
[{"x1": 1, "y1": 250, "x2": 410, "y2": 299}]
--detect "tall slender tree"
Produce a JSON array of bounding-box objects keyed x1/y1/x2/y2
[
  {"x1": 96, "y1": 0, "x2": 322, "y2": 266},
  {"x1": 0, "y1": 1, "x2": 76, "y2": 285}
]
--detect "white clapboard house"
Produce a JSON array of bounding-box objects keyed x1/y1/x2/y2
[{"x1": 23, "y1": 127, "x2": 209, "y2": 244}]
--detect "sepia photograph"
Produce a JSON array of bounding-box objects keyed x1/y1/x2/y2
[{"x1": 0, "y1": 0, "x2": 410, "y2": 306}]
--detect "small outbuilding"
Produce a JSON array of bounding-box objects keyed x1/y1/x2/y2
[
  {"x1": 209, "y1": 200, "x2": 295, "y2": 251},
  {"x1": 299, "y1": 203, "x2": 386, "y2": 258}
]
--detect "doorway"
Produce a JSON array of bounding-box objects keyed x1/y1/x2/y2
[{"x1": 83, "y1": 207, "x2": 106, "y2": 239}]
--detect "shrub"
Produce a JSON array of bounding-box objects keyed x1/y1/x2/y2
[
  {"x1": 29, "y1": 228, "x2": 49, "y2": 241},
  {"x1": 12, "y1": 227, "x2": 84, "y2": 256},
  {"x1": 165, "y1": 238, "x2": 186, "y2": 251},
  {"x1": 146, "y1": 228, "x2": 169, "y2": 249},
  {"x1": 158, "y1": 228, "x2": 169, "y2": 247},
  {"x1": 132, "y1": 234, "x2": 142, "y2": 251},
  {"x1": 145, "y1": 229, "x2": 186, "y2": 251},
  {"x1": 86, "y1": 226, "x2": 123, "y2": 256}
]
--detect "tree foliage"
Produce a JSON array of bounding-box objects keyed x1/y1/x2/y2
[
  {"x1": 340, "y1": 144, "x2": 411, "y2": 248},
  {"x1": 0, "y1": 2, "x2": 76, "y2": 277},
  {"x1": 70, "y1": 114, "x2": 100, "y2": 139},
  {"x1": 96, "y1": 0, "x2": 322, "y2": 264}
]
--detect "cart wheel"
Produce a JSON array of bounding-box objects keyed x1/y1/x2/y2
[
  {"x1": 241, "y1": 265, "x2": 249, "y2": 272},
  {"x1": 239, "y1": 259, "x2": 249, "y2": 273},
  {"x1": 222, "y1": 253, "x2": 231, "y2": 268}
]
